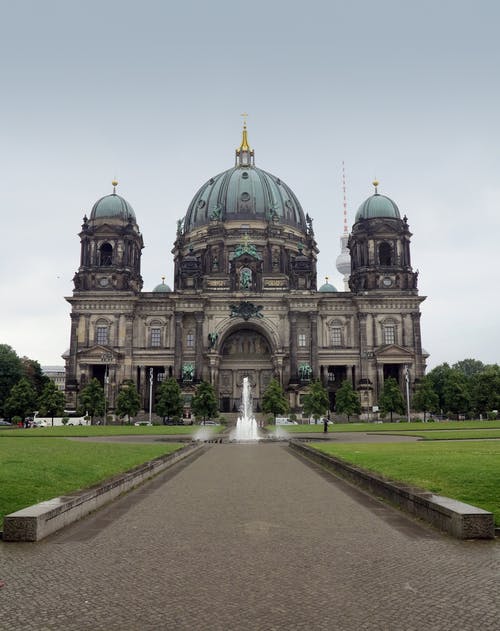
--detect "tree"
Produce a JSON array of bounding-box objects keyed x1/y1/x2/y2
[
  {"x1": 78, "y1": 378, "x2": 105, "y2": 424},
  {"x1": 38, "y1": 380, "x2": 65, "y2": 426},
  {"x1": 412, "y1": 376, "x2": 439, "y2": 421},
  {"x1": 21, "y1": 357, "x2": 49, "y2": 396},
  {"x1": 0, "y1": 344, "x2": 23, "y2": 416},
  {"x1": 302, "y1": 380, "x2": 330, "y2": 423},
  {"x1": 378, "y1": 377, "x2": 405, "y2": 422},
  {"x1": 442, "y1": 370, "x2": 470, "y2": 416},
  {"x1": 4, "y1": 377, "x2": 38, "y2": 420},
  {"x1": 115, "y1": 381, "x2": 141, "y2": 424},
  {"x1": 452, "y1": 358, "x2": 485, "y2": 378},
  {"x1": 155, "y1": 378, "x2": 184, "y2": 424},
  {"x1": 470, "y1": 365, "x2": 500, "y2": 418},
  {"x1": 426, "y1": 363, "x2": 453, "y2": 412},
  {"x1": 191, "y1": 381, "x2": 218, "y2": 424},
  {"x1": 261, "y1": 379, "x2": 289, "y2": 421},
  {"x1": 335, "y1": 379, "x2": 361, "y2": 422}
]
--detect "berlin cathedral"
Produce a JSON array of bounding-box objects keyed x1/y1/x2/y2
[{"x1": 64, "y1": 125, "x2": 427, "y2": 417}]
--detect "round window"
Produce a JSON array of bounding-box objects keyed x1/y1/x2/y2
[{"x1": 240, "y1": 192, "x2": 250, "y2": 202}]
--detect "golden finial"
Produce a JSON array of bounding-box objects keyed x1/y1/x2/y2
[
  {"x1": 372, "y1": 179, "x2": 379, "y2": 194},
  {"x1": 112, "y1": 179, "x2": 118, "y2": 194},
  {"x1": 325, "y1": 275, "x2": 329, "y2": 284},
  {"x1": 239, "y1": 113, "x2": 251, "y2": 151},
  {"x1": 161, "y1": 276, "x2": 165, "y2": 284}
]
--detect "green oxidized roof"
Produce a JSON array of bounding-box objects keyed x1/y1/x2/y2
[
  {"x1": 318, "y1": 281, "x2": 338, "y2": 293},
  {"x1": 90, "y1": 193, "x2": 136, "y2": 222},
  {"x1": 152, "y1": 279, "x2": 172, "y2": 293},
  {"x1": 355, "y1": 193, "x2": 400, "y2": 222},
  {"x1": 183, "y1": 165, "x2": 307, "y2": 232}
]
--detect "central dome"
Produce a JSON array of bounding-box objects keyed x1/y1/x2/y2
[{"x1": 183, "y1": 126, "x2": 306, "y2": 233}]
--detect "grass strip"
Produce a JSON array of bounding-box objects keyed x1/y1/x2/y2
[
  {"x1": 377, "y1": 429, "x2": 500, "y2": 440},
  {"x1": 266, "y1": 420, "x2": 500, "y2": 433},
  {"x1": 0, "y1": 424, "x2": 223, "y2": 438},
  {"x1": 311, "y1": 440, "x2": 500, "y2": 524},
  {"x1": 0, "y1": 438, "x2": 183, "y2": 527}
]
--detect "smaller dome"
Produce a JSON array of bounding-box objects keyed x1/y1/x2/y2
[
  {"x1": 153, "y1": 278, "x2": 171, "y2": 293},
  {"x1": 355, "y1": 193, "x2": 400, "y2": 222},
  {"x1": 90, "y1": 188, "x2": 136, "y2": 222},
  {"x1": 318, "y1": 277, "x2": 338, "y2": 293}
]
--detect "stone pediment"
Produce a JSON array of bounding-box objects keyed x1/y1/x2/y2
[
  {"x1": 77, "y1": 345, "x2": 120, "y2": 361},
  {"x1": 375, "y1": 344, "x2": 414, "y2": 361}
]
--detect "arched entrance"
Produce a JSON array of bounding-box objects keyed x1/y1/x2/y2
[{"x1": 218, "y1": 326, "x2": 275, "y2": 413}]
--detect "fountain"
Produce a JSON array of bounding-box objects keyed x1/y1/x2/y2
[{"x1": 233, "y1": 377, "x2": 260, "y2": 441}]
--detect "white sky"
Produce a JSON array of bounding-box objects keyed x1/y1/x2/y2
[{"x1": 0, "y1": 0, "x2": 498, "y2": 369}]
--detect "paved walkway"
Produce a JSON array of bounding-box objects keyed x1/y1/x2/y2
[{"x1": 1, "y1": 442, "x2": 498, "y2": 630}]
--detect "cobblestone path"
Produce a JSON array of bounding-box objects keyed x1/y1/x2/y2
[{"x1": 0, "y1": 442, "x2": 498, "y2": 630}]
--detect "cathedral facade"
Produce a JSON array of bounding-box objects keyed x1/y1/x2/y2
[{"x1": 64, "y1": 127, "x2": 427, "y2": 417}]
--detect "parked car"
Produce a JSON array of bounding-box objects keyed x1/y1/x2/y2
[
  {"x1": 0, "y1": 420, "x2": 13, "y2": 427},
  {"x1": 199, "y1": 420, "x2": 220, "y2": 426}
]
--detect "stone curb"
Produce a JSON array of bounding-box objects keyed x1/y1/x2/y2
[
  {"x1": 289, "y1": 439, "x2": 495, "y2": 540},
  {"x1": 3, "y1": 442, "x2": 205, "y2": 542}
]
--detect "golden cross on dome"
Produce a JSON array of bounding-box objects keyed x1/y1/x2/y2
[{"x1": 241, "y1": 112, "x2": 248, "y2": 126}]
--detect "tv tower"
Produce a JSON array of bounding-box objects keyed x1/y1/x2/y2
[{"x1": 335, "y1": 162, "x2": 351, "y2": 291}]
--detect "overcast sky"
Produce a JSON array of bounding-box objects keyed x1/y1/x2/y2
[{"x1": 0, "y1": 0, "x2": 498, "y2": 370}]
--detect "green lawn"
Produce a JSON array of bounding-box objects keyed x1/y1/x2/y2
[
  {"x1": 312, "y1": 440, "x2": 500, "y2": 524},
  {"x1": 0, "y1": 424, "x2": 223, "y2": 438},
  {"x1": 266, "y1": 420, "x2": 500, "y2": 433},
  {"x1": 0, "y1": 438, "x2": 184, "y2": 527},
  {"x1": 381, "y1": 429, "x2": 500, "y2": 440}
]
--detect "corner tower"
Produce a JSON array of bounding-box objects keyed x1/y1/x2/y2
[
  {"x1": 348, "y1": 181, "x2": 418, "y2": 293},
  {"x1": 73, "y1": 181, "x2": 144, "y2": 293}
]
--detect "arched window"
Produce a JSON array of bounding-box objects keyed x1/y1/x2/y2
[
  {"x1": 99, "y1": 243, "x2": 113, "y2": 266},
  {"x1": 95, "y1": 319, "x2": 110, "y2": 345},
  {"x1": 382, "y1": 319, "x2": 396, "y2": 345},
  {"x1": 329, "y1": 320, "x2": 343, "y2": 347},
  {"x1": 379, "y1": 242, "x2": 392, "y2": 266},
  {"x1": 150, "y1": 328, "x2": 161, "y2": 347}
]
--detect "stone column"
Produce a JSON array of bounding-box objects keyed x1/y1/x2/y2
[
  {"x1": 84, "y1": 314, "x2": 90, "y2": 347},
  {"x1": 358, "y1": 312, "x2": 368, "y2": 378},
  {"x1": 68, "y1": 313, "x2": 79, "y2": 383},
  {"x1": 139, "y1": 365, "x2": 146, "y2": 408},
  {"x1": 309, "y1": 312, "x2": 319, "y2": 378},
  {"x1": 289, "y1": 312, "x2": 298, "y2": 379},
  {"x1": 377, "y1": 364, "x2": 384, "y2": 398},
  {"x1": 174, "y1": 312, "x2": 184, "y2": 379},
  {"x1": 412, "y1": 312, "x2": 424, "y2": 378},
  {"x1": 124, "y1": 314, "x2": 134, "y2": 381},
  {"x1": 195, "y1": 311, "x2": 204, "y2": 381}
]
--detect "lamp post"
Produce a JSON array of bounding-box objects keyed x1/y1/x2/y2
[
  {"x1": 405, "y1": 364, "x2": 411, "y2": 423},
  {"x1": 149, "y1": 367, "x2": 154, "y2": 425},
  {"x1": 101, "y1": 353, "x2": 113, "y2": 425}
]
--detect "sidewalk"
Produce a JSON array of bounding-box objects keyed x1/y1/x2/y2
[{"x1": 1, "y1": 442, "x2": 498, "y2": 630}]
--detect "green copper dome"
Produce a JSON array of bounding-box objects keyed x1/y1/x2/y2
[
  {"x1": 184, "y1": 166, "x2": 306, "y2": 232},
  {"x1": 318, "y1": 280, "x2": 338, "y2": 292},
  {"x1": 355, "y1": 190, "x2": 400, "y2": 222},
  {"x1": 152, "y1": 279, "x2": 171, "y2": 293},
  {"x1": 183, "y1": 127, "x2": 307, "y2": 233},
  {"x1": 90, "y1": 189, "x2": 136, "y2": 222}
]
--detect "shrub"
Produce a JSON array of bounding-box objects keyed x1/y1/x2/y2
[
  {"x1": 487, "y1": 411, "x2": 498, "y2": 420},
  {"x1": 12, "y1": 416, "x2": 22, "y2": 425},
  {"x1": 61, "y1": 417, "x2": 69, "y2": 426}
]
